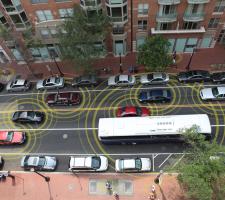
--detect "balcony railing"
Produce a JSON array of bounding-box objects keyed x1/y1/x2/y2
[
  {"x1": 156, "y1": 13, "x2": 177, "y2": 22},
  {"x1": 158, "y1": 0, "x2": 180, "y2": 5},
  {"x1": 183, "y1": 12, "x2": 205, "y2": 22},
  {"x1": 151, "y1": 26, "x2": 206, "y2": 34},
  {"x1": 187, "y1": 0, "x2": 209, "y2": 4},
  {"x1": 109, "y1": 16, "x2": 128, "y2": 23},
  {"x1": 112, "y1": 26, "x2": 124, "y2": 34},
  {"x1": 105, "y1": 0, "x2": 127, "y2": 5}
]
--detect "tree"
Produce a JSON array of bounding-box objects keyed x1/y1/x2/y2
[
  {"x1": 137, "y1": 35, "x2": 173, "y2": 72},
  {"x1": 58, "y1": 5, "x2": 110, "y2": 73},
  {"x1": 175, "y1": 126, "x2": 225, "y2": 200}
]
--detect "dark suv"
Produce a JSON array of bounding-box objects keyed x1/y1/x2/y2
[
  {"x1": 177, "y1": 70, "x2": 211, "y2": 83},
  {"x1": 211, "y1": 72, "x2": 225, "y2": 84},
  {"x1": 46, "y1": 92, "x2": 81, "y2": 106},
  {"x1": 72, "y1": 75, "x2": 98, "y2": 87}
]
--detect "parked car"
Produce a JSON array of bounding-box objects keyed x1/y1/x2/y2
[
  {"x1": 117, "y1": 106, "x2": 150, "y2": 117},
  {"x1": 211, "y1": 72, "x2": 225, "y2": 84},
  {"x1": 140, "y1": 72, "x2": 169, "y2": 85},
  {"x1": 0, "y1": 131, "x2": 26, "y2": 145},
  {"x1": 12, "y1": 111, "x2": 45, "y2": 124},
  {"x1": 177, "y1": 70, "x2": 211, "y2": 83},
  {"x1": 0, "y1": 83, "x2": 4, "y2": 92},
  {"x1": 108, "y1": 75, "x2": 136, "y2": 87},
  {"x1": 72, "y1": 75, "x2": 98, "y2": 87},
  {"x1": 138, "y1": 89, "x2": 172, "y2": 103},
  {"x1": 36, "y1": 76, "x2": 64, "y2": 90},
  {"x1": 200, "y1": 86, "x2": 225, "y2": 101},
  {"x1": 0, "y1": 156, "x2": 4, "y2": 170},
  {"x1": 115, "y1": 157, "x2": 151, "y2": 172},
  {"x1": 21, "y1": 155, "x2": 57, "y2": 171},
  {"x1": 6, "y1": 79, "x2": 31, "y2": 92},
  {"x1": 46, "y1": 92, "x2": 81, "y2": 106},
  {"x1": 69, "y1": 156, "x2": 108, "y2": 172}
]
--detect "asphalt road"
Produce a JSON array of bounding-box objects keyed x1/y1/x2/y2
[{"x1": 0, "y1": 79, "x2": 225, "y2": 172}]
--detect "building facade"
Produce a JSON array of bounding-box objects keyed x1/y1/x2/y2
[{"x1": 0, "y1": 0, "x2": 225, "y2": 71}]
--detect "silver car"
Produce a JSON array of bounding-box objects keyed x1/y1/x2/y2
[
  {"x1": 108, "y1": 75, "x2": 136, "y2": 87},
  {"x1": 6, "y1": 79, "x2": 31, "y2": 92},
  {"x1": 21, "y1": 155, "x2": 57, "y2": 171},
  {"x1": 36, "y1": 76, "x2": 64, "y2": 90},
  {"x1": 140, "y1": 72, "x2": 169, "y2": 85},
  {"x1": 200, "y1": 87, "x2": 225, "y2": 101},
  {"x1": 115, "y1": 157, "x2": 151, "y2": 172}
]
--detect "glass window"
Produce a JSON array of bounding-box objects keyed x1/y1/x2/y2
[
  {"x1": 138, "y1": 3, "x2": 149, "y2": 15},
  {"x1": 58, "y1": 8, "x2": 73, "y2": 18},
  {"x1": 36, "y1": 10, "x2": 53, "y2": 22},
  {"x1": 31, "y1": 0, "x2": 48, "y2": 3},
  {"x1": 55, "y1": 0, "x2": 72, "y2": 2},
  {"x1": 137, "y1": 36, "x2": 145, "y2": 48},
  {"x1": 208, "y1": 18, "x2": 220, "y2": 28},
  {"x1": 40, "y1": 29, "x2": 50, "y2": 39},
  {"x1": 138, "y1": 20, "x2": 147, "y2": 30},
  {"x1": 214, "y1": 0, "x2": 225, "y2": 12}
]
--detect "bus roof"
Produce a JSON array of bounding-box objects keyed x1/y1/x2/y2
[{"x1": 98, "y1": 114, "x2": 211, "y2": 138}]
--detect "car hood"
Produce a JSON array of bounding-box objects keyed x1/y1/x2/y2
[
  {"x1": 6, "y1": 82, "x2": 12, "y2": 90},
  {"x1": 178, "y1": 72, "x2": 187, "y2": 80},
  {"x1": 140, "y1": 158, "x2": 151, "y2": 171},
  {"x1": 140, "y1": 75, "x2": 148, "y2": 83},
  {"x1": 108, "y1": 76, "x2": 116, "y2": 86},
  {"x1": 98, "y1": 156, "x2": 108, "y2": 171},
  {"x1": 44, "y1": 157, "x2": 57, "y2": 169},
  {"x1": 36, "y1": 80, "x2": 44, "y2": 89},
  {"x1": 200, "y1": 88, "x2": 214, "y2": 99}
]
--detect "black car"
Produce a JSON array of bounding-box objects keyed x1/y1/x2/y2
[
  {"x1": 0, "y1": 156, "x2": 4, "y2": 170},
  {"x1": 0, "y1": 83, "x2": 4, "y2": 92},
  {"x1": 211, "y1": 72, "x2": 225, "y2": 84},
  {"x1": 177, "y1": 70, "x2": 211, "y2": 83},
  {"x1": 71, "y1": 75, "x2": 98, "y2": 87},
  {"x1": 138, "y1": 89, "x2": 172, "y2": 103},
  {"x1": 12, "y1": 111, "x2": 45, "y2": 124}
]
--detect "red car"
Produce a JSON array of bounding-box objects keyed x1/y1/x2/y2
[
  {"x1": 117, "y1": 106, "x2": 150, "y2": 117},
  {"x1": 0, "y1": 131, "x2": 26, "y2": 145},
  {"x1": 46, "y1": 92, "x2": 81, "y2": 106}
]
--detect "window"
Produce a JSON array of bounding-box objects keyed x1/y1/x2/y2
[
  {"x1": 138, "y1": 4, "x2": 148, "y2": 15},
  {"x1": 208, "y1": 18, "x2": 220, "y2": 28},
  {"x1": 40, "y1": 29, "x2": 50, "y2": 39},
  {"x1": 137, "y1": 36, "x2": 146, "y2": 48},
  {"x1": 214, "y1": 0, "x2": 225, "y2": 12},
  {"x1": 55, "y1": 0, "x2": 72, "y2": 2},
  {"x1": 58, "y1": 8, "x2": 73, "y2": 18},
  {"x1": 138, "y1": 20, "x2": 147, "y2": 30},
  {"x1": 36, "y1": 10, "x2": 53, "y2": 22},
  {"x1": 183, "y1": 22, "x2": 198, "y2": 30},
  {"x1": 31, "y1": 0, "x2": 48, "y2": 3}
]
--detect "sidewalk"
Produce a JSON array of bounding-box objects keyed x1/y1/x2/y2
[{"x1": 0, "y1": 172, "x2": 185, "y2": 200}]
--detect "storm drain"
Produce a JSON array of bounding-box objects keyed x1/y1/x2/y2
[{"x1": 89, "y1": 179, "x2": 133, "y2": 196}]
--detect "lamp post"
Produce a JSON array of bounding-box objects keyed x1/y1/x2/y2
[
  {"x1": 186, "y1": 46, "x2": 196, "y2": 71},
  {"x1": 154, "y1": 170, "x2": 163, "y2": 185},
  {"x1": 119, "y1": 53, "x2": 123, "y2": 73},
  {"x1": 49, "y1": 51, "x2": 64, "y2": 77},
  {"x1": 30, "y1": 168, "x2": 50, "y2": 182}
]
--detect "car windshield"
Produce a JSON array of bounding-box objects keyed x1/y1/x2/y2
[
  {"x1": 91, "y1": 157, "x2": 101, "y2": 169},
  {"x1": 24, "y1": 80, "x2": 27, "y2": 85},
  {"x1": 6, "y1": 131, "x2": 14, "y2": 142},
  {"x1": 115, "y1": 75, "x2": 120, "y2": 83},
  {"x1": 161, "y1": 73, "x2": 166, "y2": 79},
  {"x1": 55, "y1": 77, "x2": 60, "y2": 84},
  {"x1": 135, "y1": 158, "x2": 142, "y2": 170},
  {"x1": 147, "y1": 74, "x2": 154, "y2": 80},
  {"x1": 136, "y1": 107, "x2": 142, "y2": 116},
  {"x1": 27, "y1": 111, "x2": 35, "y2": 118},
  {"x1": 212, "y1": 87, "x2": 219, "y2": 96},
  {"x1": 38, "y1": 157, "x2": 46, "y2": 167},
  {"x1": 128, "y1": 75, "x2": 132, "y2": 82}
]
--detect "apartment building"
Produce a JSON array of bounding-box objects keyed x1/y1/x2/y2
[{"x1": 0, "y1": 0, "x2": 225, "y2": 69}]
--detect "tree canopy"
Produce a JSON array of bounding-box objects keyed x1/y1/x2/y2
[
  {"x1": 176, "y1": 126, "x2": 225, "y2": 200},
  {"x1": 137, "y1": 35, "x2": 172, "y2": 72},
  {"x1": 58, "y1": 5, "x2": 110, "y2": 72}
]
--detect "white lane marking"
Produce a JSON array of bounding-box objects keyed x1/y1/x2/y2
[
  {"x1": 211, "y1": 125, "x2": 225, "y2": 127},
  {"x1": 0, "y1": 128, "x2": 98, "y2": 131},
  {"x1": 158, "y1": 154, "x2": 172, "y2": 168},
  {"x1": 0, "y1": 84, "x2": 224, "y2": 97},
  {"x1": 1, "y1": 152, "x2": 187, "y2": 156}
]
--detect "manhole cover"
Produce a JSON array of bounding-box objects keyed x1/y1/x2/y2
[{"x1": 63, "y1": 134, "x2": 68, "y2": 139}]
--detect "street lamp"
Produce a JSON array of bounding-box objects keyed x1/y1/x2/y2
[
  {"x1": 154, "y1": 170, "x2": 163, "y2": 185},
  {"x1": 30, "y1": 168, "x2": 50, "y2": 182},
  {"x1": 186, "y1": 46, "x2": 197, "y2": 71},
  {"x1": 119, "y1": 53, "x2": 123, "y2": 73},
  {"x1": 49, "y1": 51, "x2": 64, "y2": 77}
]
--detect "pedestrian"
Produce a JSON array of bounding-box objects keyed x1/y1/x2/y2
[
  {"x1": 106, "y1": 181, "x2": 112, "y2": 190},
  {"x1": 151, "y1": 185, "x2": 155, "y2": 193},
  {"x1": 113, "y1": 191, "x2": 119, "y2": 199},
  {"x1": 148, "y1": 192, "x2": 155, "y2": 200}
]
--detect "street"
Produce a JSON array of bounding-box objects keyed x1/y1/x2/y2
[{"x1": 0, "y1": 78, "x2": 225, "y2": 172}]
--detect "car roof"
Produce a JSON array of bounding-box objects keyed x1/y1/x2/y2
[
  {"x1": 217, "y1": 87, "x2": 225, "y2": 94},
  {"x1": 0, "y1": 131, "x2": 8, "y2": 140},
  {"x1": 27, "y1": 156, "x2": 39, "y2": 166},
  {"x1": 123, "y1": 159, "x2": 135, "y2": 169},
  {"x1": 118, "y1": 75, "x2": 129, "y2": 81},
  {"x1": 71, "y1": 157, "x2": 91, "y2": 168},
  {"x1": 153, "y1": 72, "x2": 164, "y2": 79},
  {"x1": 13, "y1": 79, "x2": 25, "y2": 85}
]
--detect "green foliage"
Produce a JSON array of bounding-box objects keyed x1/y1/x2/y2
[
  {"x1": 0, "y1": 24, "x2": 12, "y2": 40},
  {"x1": 22, "y1": 27, "x2": 43, "y2": 48},
  {"x1": 137, "y1": 35, "x2": 173, "y2": 72},
  {"x1": 175, "y1": 126, "x2": 225, "y2": 200},
  {"x1": 58, "y1": 5, "x2": 110, "y2": 72}
]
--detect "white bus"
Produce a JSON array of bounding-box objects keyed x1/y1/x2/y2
[{"x1": 98, "y1": 114, "x2": 212, "y2": 144}]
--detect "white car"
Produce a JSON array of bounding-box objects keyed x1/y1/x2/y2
[
  {"x1": 140, "y1": 72, "x2": 169, "y2": 85},
  {"x1": 69, "y1": 156, "x2": 108, "y2": 172},
  {"x1": 6, "y1": 79, "x2": 31, "y2": 92},
  {"x1": 115, "y1": 157, "x2": 151, "y2": 172},
  {"x1": 108, "y1": 75, "x2": 136, "y2": 87},
  {"x1": 200, "y1": 87, "x2": 225, "y2": 101},
  {"x1": 36, "y1": 76, "x2": 64, "y2": 90}
]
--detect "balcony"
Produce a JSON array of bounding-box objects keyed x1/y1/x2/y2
[
  {"x1": 156, "y1": 13, "x2": 177, "y2": 23},
  {"x1": 109, "y1": 16, "x2": 128, "y2": 23},
  {"x1": 112, "y1": 26, "x2": 124, "y2": 34},
  {"x1": 105, "y1": 0, "x2": 127, "y2": 5},
  {"x1": 158, "y1": 0, "x2": 180, "y2": 5},
  {"x1": 187, "y1": 0, "x2": 209, "y2": 4},
  {"x1": 183, "y1": 12, "x2": 205, "y2": 22},
  {"x1": 151, "y1": 26, "x2": 206, "y2": 34},
  {"x1": 80, "y1": 0, "x2": 102, "y2": 10}
]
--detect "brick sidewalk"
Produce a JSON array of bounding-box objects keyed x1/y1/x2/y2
[{"x1": 0, "y1": 172, "x2": 185, "y2": 200}]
